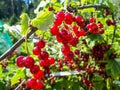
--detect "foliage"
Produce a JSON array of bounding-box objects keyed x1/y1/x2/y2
[{"x1": 0, "y1": 0, "x2": 120, "y2": 90}]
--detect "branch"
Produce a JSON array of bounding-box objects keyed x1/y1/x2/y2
[
  {"x1": 111, "y1": 13, "x2": 117, "y2": 44},
  {"x1": 0, "y1": 26, "x2": 37, "y2": 61},
  {"x1": 78, "y1": 4, "x2": 109, "y2": 9}
]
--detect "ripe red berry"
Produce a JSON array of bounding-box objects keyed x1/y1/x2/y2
[
  {"x1": 79, "y1": 29, "x2": 85, "y2": 36},
  {"x1": 33, "y1": 46, "x2": 41, "y2": 55},
  {"x1": 35, "y1": 40, "x2": 45, "y2": 49},
  {"x1": 73, "y1": 25, "x2": 78, "y2": 33},
  {"x1": 30, "y1": 65, "x2": 40, "y2": 74},
  {"x1": 48, "y1": 6, "x2": 54, "y2": 11},
  {"x1": 23, "y1": 56, "x2": 34, "y2": 68},
  {"x1": 106, "y1": 19, "x2": 112, "y2": 26},
  {"x1": 99, "y1": 29, "x2": 104, "y2": 34},
  {"x1": 65, "y1": 51, "x2": 74, "y2": 61},
  {"x1": 40, "y1": 59, "x2": 50, "y2": 67},
  {"x1": 112, "y1": 21, "x2": 116, "y2": 26},
  {"x1": 49, "y1": 57, "x2": 55, "y2": 65},
  {"x1": 69, "y1": 37, "x2": 79, "y2": 47},
  {"x1": 54, "y1": 19, "x2": 62, "y2": 26},
  {"x1": 33, "y1": 70, "x2": 44, "y2": 79},
  {"x1": 50, "y1": 26, "x2": 59, "y2": 35},
  {"x1": 61, "y1": 44, "x2": 70, "y2": 55},
  {"x1": 16, "y1": 56, "x2": 24, "y2": 68},
  {"x1": 105, "y1": 9, "x2": 110, "y2": 16},
  {"x1": 35, "y1": 81, "x2": 43, "y2": 90},
  {"x1": 74, "y1": 49, "x2": 80, "y2": 55},
  {"x1": 38, "y1": 51, "x2": 49, "y2": 60},
  {"x1": 89, "y1": 17, "x2": 95, "y2": 23},
  {"x1": 26, "y1": 78, "x2": 37, "y2": 88},
  {"x1": 65, "y1": 13, "x2": 73, "y2": 24},
  {"x1": 56, "y1": 11, "x2": 65, "y2": 21},
  {"x1": 75, "y1": 16, "x2": 83, "y2": 23},
  {"x1": 97, "y1": 22, "x2": 103, "y2": 28}
]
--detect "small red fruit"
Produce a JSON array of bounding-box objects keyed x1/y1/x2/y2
[
  {"x1": 33, "y1": 70, "x2": 44, "y2": 79},
  {"x1": 74, "y1": 49, "x2": 80, "y2": 55},
  {"x1": 35, "y1": 40, "x2": 45, "y2": 49},
  {"x1": 89, "y1": 17, "x2": 95, "y2": 23},
  {"x1": 16, "y1": 56, "x2": 24, "y2": 68},
  {"x1": 33, "y1": 46, "x2": 41, "y2": 55},
  {"x1": 48, "y1": 6, "x2": 54, "y2": 11},
  {"x1": 97, "y1": 22, "x2": 103, "y2": 28},
  {"x1": 65, "y1": 13, "x2": 73, "y2": 24},
  {"x1": 38, "y1": 51, "x2": 49, "y2": 60},
  {"x1": 26, "y1": 78, "x2": 37, "y2": 88},
  {"x1": 35, "y1": 81, "x2": 43, "y2": 90},
  {"x1": 30, "y1": 65, "x2": 40, "y2": 74},
  {"x1": 50, "y1": 26, "x2": 59, "y2": 35},
  {"x1": 99, "y1": 29, "x2": 104, "y2": 34},
  {"x1": 49, "y1": 57, "x2": 55, "y2": 65},
  {"x1": 23, "y1": 56, "x2": 34, "y2": 68}
]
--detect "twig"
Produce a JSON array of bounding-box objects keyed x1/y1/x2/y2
[
  {"x1": 14, "y1": 79, "x2": 26, "y2": 90},
  {"x1": 45, "y1": 71, "x2": 85, "y2": 77},
  {"x1": 0, "y1": 26, "x2": 37, "y2": 61},
  {"x1": 111, "y1": 13, "x2": 117, "y2": 44},
  {"x1": 78, "y1": 4, "x2": 108, "y2": 9}
]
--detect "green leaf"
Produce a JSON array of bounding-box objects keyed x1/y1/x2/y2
[
  {"x1": 11, "y1": 69, "x2": 25, "y2": 86},
  {"x1": 53, "y1": 3, "x2": 62, "y2": 11},
  {"x1": 81, "y1": 0, "x2": 86, "y2": 6},
  {"x1": 0, "y1": 82, "x2": 6, "y2": 90},
  {"x1": 106, "y1": 60, "x2": 120, "y2": 79},
  {"x1": 20, "y1": 13, "x2": 29, "y2": 35},
  {"x1": 93, "y1": 73, "x2": 104, "y2": 81},
  {"x1": 31, "y1": 11, "x2": 54, "y2": 31},
  {"x1": 93, "y1": 81, "x2": 105, "y2": 90}
]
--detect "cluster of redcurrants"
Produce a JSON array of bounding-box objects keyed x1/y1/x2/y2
[
  {"x1": 16, "y1": 40, "x2": 55, "y2": 90},
  {"x1": 91, "y1": 43, "x2": 111, "y2": 60}
]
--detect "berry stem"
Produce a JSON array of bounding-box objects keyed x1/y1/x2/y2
[{"x1": 14, "y1": 79, "x2": 26, "y2": 90}]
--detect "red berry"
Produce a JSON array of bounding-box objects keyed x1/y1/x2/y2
[
  {"x1": 48, "y1": 6, "x2": 54, "y2": 11},
  {"x1": 75, "y1": 16, "x2": 83, "y2": 23},
  {"x1": 49, "y1": 57, "x2": 55, "y2": 65},
  {"x1": 30, "y1": 65, "x2": 40, "y2": 74},
  {"x1": 65, "y1": 13, "x2": 73, "y2": 24},
  {"x1": 89, "y1": 17, "x2": 95, "y2": 23},
  {"x1": 26, "y1": 78, "x2": 37, "y2": 88},
  {"x1": 106, "y1": 19, "x2": 112, "y2": 26},
  {"x1": 99, "y1": 29, "x2": 104, "y2": 34},
  {"x1": 38, "y1": 51, "x2": 49, "y2": 60},
  {"x1": 97, "y1": 22, "x2": 103, "y2": 28},
  {"x1": 74, "y1": 49, "x2": 80, "y2": 55},
  {"x1": 54, "y1": 19, "x2": 62, "y2": 26},
  {"x1": 50, "y1": 26, "x2": 59, "y2": 35},
  {"x1": 79, "y1": 29, "x2": 85, "y2": 36},
  {"x1": 33, "y1": 70, "x2": 44, "y2": 79},
  {"x1": 73, "y1": 25, "x2": 78, "y2": 33},
  {"x1": 61, "y1": 44, "x2": 70, "y2": 55},
  {"x1": 16, "y1": 56, "x2": 24, "y2": 68},
  {"x1": 56, "y1": 11, "x2": 65, "y2": 21},
  {"x1": 35, "y1": 40, "x2": 45, "y2": 49},
  {"x1": 35, "y1": 81, "x2": 43, "y2": 90},
  {"x1": 40, "y1": 59, "x2": 50, "y2": 67},
  {"x1": 105, "y1": 9, "x2": 110, "y2": 16},
  {"x1": 23, "y1": 56, "x2": 34, "y2": 68},
  {"x1": 69, "y1": 37, "x2": 79, "y2": 47},
  {"x1": 33, "y1": 46, "x2": 41, "y2": 55},
  {"x1": 65, "y1": 51, "x2": 74, "y2": 61},
  {"x1": 112, "y1": 21, "x2": 116, "y2": 26}
]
